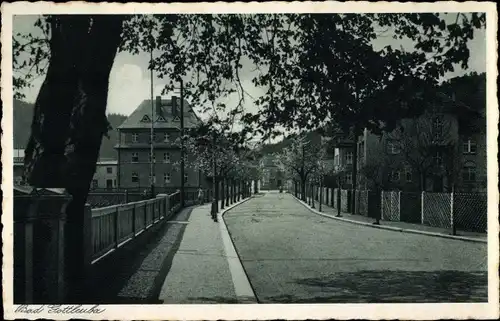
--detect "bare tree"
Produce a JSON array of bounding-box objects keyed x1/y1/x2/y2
[
  {"x1": 389, "y1": 112, "x2": 456, "y2": 192},
  {"x1": 274, "y1": 135, "x2": 322, "y2": 201}
]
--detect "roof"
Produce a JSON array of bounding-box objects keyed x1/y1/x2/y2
[
  {"x1": 97, "y1": 160, "x2": 118, "y2": 165},
  {"x1": 118, "y1": 98, "x2": 201, "y2": 130}
]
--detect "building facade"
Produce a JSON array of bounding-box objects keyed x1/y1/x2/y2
[
  {"x1": 91, "y1": 159, "x2": 118, "y2": 189},
  {"x1": 14, "y1": 149, "x2": 25, "y2": 185},
  {"x1": 115, "y1": 96, "x2": 207, "y2": 191},
  {"x1": 259, "y1": 154, "x2": 284, "y2": 190},
  {"x1": 332, "y1": 95, "x2": 486, "y2": 193}
]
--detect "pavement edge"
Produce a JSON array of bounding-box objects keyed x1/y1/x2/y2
[
  {"x1": 218, "y1": 197, "x2": 259, "y2": 304},
  {"x1": 290, "y1": 193, "x2": 487, "y2": 244}
]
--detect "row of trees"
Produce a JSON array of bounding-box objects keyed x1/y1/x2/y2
[
  {"x1": 274, "y1": 134, "x2": 333, "y2": 202},
  {"x1": 174, "y1": 124, "x2": 263, "y2": 215}
]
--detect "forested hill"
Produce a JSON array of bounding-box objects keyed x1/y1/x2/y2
[
  {"x1": 13, "y1": 99, "x2": 127, "y2": 160},
  {"x1": 259, "y1": 130, "x2": 325, "y2": 156}
]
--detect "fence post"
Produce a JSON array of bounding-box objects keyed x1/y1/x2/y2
[
  {"x1": 398, "y1": 191, "x2": 402, "y2": 222},
  {"x1": 132, "y1": 203, "x2": 136, "y2": 236},
  {"x1": 319, "y1": 183, "x2": 323, "y2": 212},
  {"x1": 450, "y1": 192, "x2": 456, "y2": 235},
  {"x1": 144, "y1": 201, "x2": 148, "y2": 230},
  {"x1": 381, "y1": 191, "x2": 384, "y2": 221},
  {"x1": 114, "y1": 206, "x2": 119, "y2": 248},
  {"x1": 421, "y1": 191, "x2": 425, "y2": 225}
]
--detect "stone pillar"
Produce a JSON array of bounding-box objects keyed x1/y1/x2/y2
[{"x1": 14, "y1": 187, "x2": 71, "y2": 303}]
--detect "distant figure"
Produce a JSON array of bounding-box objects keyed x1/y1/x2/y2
[
  {"x1": 198, "y1": 188, "x2": 204, "y2": 205},
  {"x1": 279, "y1": 185, "x2": 283, "y2": 193},
  {"x1": 142, "y1": 189, "x2": 148, "y2": 200}
]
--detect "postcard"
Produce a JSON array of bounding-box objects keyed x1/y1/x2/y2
[{"x1": 2, "y1": 1, "x2": 498, "y2": 320}]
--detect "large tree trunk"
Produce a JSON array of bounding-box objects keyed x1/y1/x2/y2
[{"x1": 23, "y1": 15, "x2": 124, "y2": 302}]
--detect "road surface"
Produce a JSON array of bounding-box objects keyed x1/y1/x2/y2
[{"x1": 223, "y1": 192, "x2": 487, "y2": 303}]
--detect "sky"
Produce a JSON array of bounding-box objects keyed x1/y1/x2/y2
[{"x1": 13, "y1": 14, "x2": 486, "y2": 122}]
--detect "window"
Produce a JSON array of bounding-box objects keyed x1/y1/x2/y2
[
  {"x1": 359, "y1": 141, "x2": 365, "y2": 158},
  {"x1": 157, "y1": 115, "x2": 166, "y2": 122},
  {"x1": 163, "y1": 152, "x2": 170, "y2": 163},
  {"x1": 163, "y1": 133, "x2": 170, "y2": 142},
  {"x1": 149, "y1": 174, "x2": 156, "y2": 184},
  {"x1": 148, "y1": 152, "x2": 156, "y2": 163},
  {"x1": 345, "y1": 151, "x2": 353, "y2": 165},
  {"x1": 387, "y1": 141, "x2": 400, "y2": 154},
  {"x1": 149, "y1": 133, "x2": 157, "y2": 143},
  {"x1": 132, "y1": 133, "x2": 138, "y2": 143},
  {"x1": 463, "y1": 162, "x2": 477, "y2": 182},
  {"x1": 405, "y1": 166, "x2": 413, "y2": 182},
  {"x1": 106, "y1": 167, "x2": 113, "y2": 174},
  {"x1": 432, "y1": 115, "x2": 444, "y2": 139},
  {"x1": 140, "y1": 115, "x2": 151, "y2": 122},
  {"x1": 132, "y1": 172, "x2": 139, "y2": 183},
  {"x1": 164, "y1": 173, "x2": 171, "y2": 184},
  {"x1": 132, "y1": 152, "x2": 139, "y2": 163},
  {"x1": 92, "y1": 179, "x2": 98, "y2": 189},
  {"x1": 389, "y1": 170, "x2": 400, "y2": 182},
  {"x1": 433, "y1": 151, "x2": 443, "y2": 166},
  {"x1": 184, "y1": 173, "x2": 188, "y2": 184},
  {"x1": 463, "y1": 139, "x2": 477, "y2": 154},
  {"x1": 345, "y1": 173, "x2": 352, "y2": 184},
  {"x1": 173, "y1": 115, "x2": 180, "y2": 122}
]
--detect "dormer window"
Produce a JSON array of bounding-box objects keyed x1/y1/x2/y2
[
  {"x1": 157, "y1": 115, "x2": 166, "y2": 122},
  {"x1": 141, "y1": 115, "x2": 151, "y2": 122},
  {"x1": 173, "y1": 115, "x2": 180, "y2": 122}
]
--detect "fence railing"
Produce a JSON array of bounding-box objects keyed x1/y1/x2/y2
[
  {"x1": 291, "y1": 184, "x2": 487, "y2": 234},
  {"x1": 89, "y1": 191, "x2": 181, "y2": 262}
]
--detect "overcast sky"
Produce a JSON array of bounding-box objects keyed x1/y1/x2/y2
[{"x1": 14, "y1": 14, "x2": 486, "y2": 120}]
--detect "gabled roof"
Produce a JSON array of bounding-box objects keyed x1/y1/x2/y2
[{"x1": 118, "y1": 98, "x2": 201, "y2": 129}]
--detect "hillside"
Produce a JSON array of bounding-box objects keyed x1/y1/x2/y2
[{"x1": 13, "y1": 99, "x2": 127, "y2": 159}]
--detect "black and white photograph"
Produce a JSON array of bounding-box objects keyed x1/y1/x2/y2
[{"x1": 2, "y1": 2, "x2": 498, "y2": 320}]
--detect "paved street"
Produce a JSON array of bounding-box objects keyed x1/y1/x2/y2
[{"x1": 224, "y1": 192, "x2": 488, "y2": 303}]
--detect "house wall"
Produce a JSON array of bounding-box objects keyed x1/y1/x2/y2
[
  {"x1": 92, "y1": 163, "x2": 118, "y2": 189},
  {"x1": 117, "y1": 128, "x2": 207, "y2": 190},
  {"x1": 358, "y1": 110, "x2": 485, "y2": 192}
]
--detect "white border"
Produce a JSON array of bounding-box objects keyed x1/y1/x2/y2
[{"x1": 1, "y1": 2, "x2": 498, "y2": 320}]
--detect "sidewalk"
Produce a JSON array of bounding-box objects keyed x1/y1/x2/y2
[
  {"x1": 296, "y1": 195, "x2": 487, "y2": 243},
  {"x1": 157, "y1": 201, "x2": 239, "y2": 304}
]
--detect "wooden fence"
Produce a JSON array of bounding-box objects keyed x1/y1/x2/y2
[{"x1": 89, "y1": 191, "x2": 181, "y2": 262}]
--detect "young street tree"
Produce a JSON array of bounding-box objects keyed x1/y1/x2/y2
[{"x1": 274, "y1": 135, "x2": 323, "y2": 201}]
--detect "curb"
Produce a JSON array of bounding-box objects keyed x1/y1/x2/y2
[
  {"x1": 218, "y1": 196, "x2": 258, "y2": 304},
  {"x1": 291, "y1": 194, "x2": 487, "y2": 244}
]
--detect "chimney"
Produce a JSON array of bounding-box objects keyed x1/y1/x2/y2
[
  {"x1": 155, "y1": 96, "x2": 162, "y2": 116},
  {"x1": 171, "y1": 96, "x2": 178, "y2": 116}
]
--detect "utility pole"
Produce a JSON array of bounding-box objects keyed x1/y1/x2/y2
[
  {"x1": 180, "y1": 79, "x2": 185, "y2": 207},
  {"x1": 149, "y1": 47, "x2": 155, "y2": 198}
]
